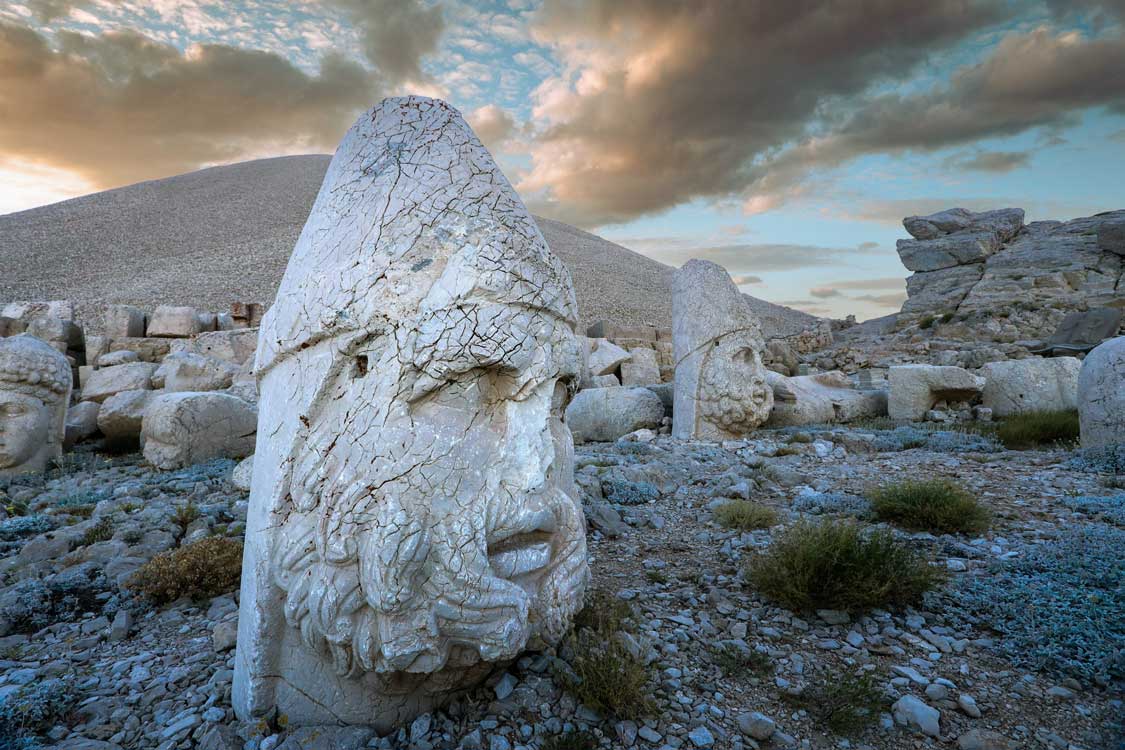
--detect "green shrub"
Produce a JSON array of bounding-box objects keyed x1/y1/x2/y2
[
  {"x1": 715, "y1": 500, "x2": 778, "y2": 531},
  {"x1": 786, "y1": 669, "x2": 884, "y2": 735},
  {"x1": 541, "y1": 731, "x2": 598, "y2": 750},
  {"x1": 171, "y1": 502, "x2": 200, "y2": 535},
  {"x1": 996, "y1": 410, "x2": 1080, "y2": 450},
  {"x1": 564, "y1": 632, "x2": 654, "y2": 719},
  {"x1": 868, "y1": 479, "x2": 989, "y2": 535},
  {"x1": 918, "y1": 315, "x2": 936, "y2": 330},
  {"x1": 559, "y1": 590, "x2": 655, "y2": 720},
  {"x1": 126, "y1": 536, "x2": 243, "y2": 604},
  {"x1": 76, "y1": 517, "x2": 114, "y2": 547},
  {"x1": 746, "y1": 520, "x2": 944, "y2": 612},
  {"x1": 711, "y1": 644, "x2": 772, "y2": 678}
]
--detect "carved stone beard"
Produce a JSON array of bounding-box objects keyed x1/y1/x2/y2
[
  {"x1": 270, "y1": 313, "x2": 587, "y2": 685},
  {"x1": 697, "y1": 336, "x2": 774, "y2": 436}
]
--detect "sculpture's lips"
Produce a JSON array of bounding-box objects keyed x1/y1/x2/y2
[{"x1": 487, "y1": 507, "x2": 558, "y2": 580}]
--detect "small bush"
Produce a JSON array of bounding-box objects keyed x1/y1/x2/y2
[
  {"x1": 786, "y1": 669, "x2": 883, "y2": 735},
  {"x1": 560, "y1": 591, "x2": 655, "y2": 720},
  {"x1": 715, "y1": 500, "x2": 778, "y2": 531},
  {"x1": 0, "y1": 566, "x2": 110, "y2": 634},
  {"x1": 747, "y1": 520, "x2": 944, "y2": 613},
  {"x1": 996, "y1": 410, "x2": 1080, "y2": 450},
  {"x1": 918, "y1": 315, "x2": 936, "y2": 330},
  {"x1": 868, "y1": 479, "x2": 989, "y2": 535},
  {"x1": 602, "y1": 479, "x2": 659, "y2": 506},
  {"x1": 0, "y1": 516, "x2": 53, "y2": 542},
  {"x1": 541, "y1": 731, "x2": 598, "y2": 750},
  {"x1": 171, "y1": 502, "x2": 200, "y2": 535},
  {"x1": 564, "y1": 632, "x2": 654, "y2": 719},
  {"x1": 126, "y1": 536, "x2": 243, "y2": 604},
  {"x1": 711, "y1": 643, "x2": 772, "y2": 678},
  {"x1": 0, "y1": 679, "x2": 79, "y2": 749},
  {"x1": 76, "y1": 518, "x2": 114, "y2": 548}
]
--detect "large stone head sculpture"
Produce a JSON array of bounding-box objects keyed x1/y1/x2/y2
[
  {"x1": 234, "y1": 97, "x2": 588, "y2": 729},
  {"x1": 0, "y1": 335, "x2": 71, "y2": 476},
  {"x1": 671, "y1": 260, "x2": 773, "y2": 440}
]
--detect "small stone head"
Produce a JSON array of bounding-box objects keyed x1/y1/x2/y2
[{"x1": 0, "y1": 335, "x2": 71, "y2": 475}]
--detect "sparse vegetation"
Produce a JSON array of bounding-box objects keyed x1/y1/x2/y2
[
  {"x1": 0, "y1": 679, "x2": 80, "y2": 749},
  {"x1": 746, "y1": 519, "x2": 944, "y2": 612},
  {"x1": 76, "y1": 517, "x2": 115, "y2": 547},
  {"x1": 541, "y1": 731, "x2": 598, "y2": 750},
  {"x1": 715, "y1": 500, "x2": 778, "y2": 531},
  {"x1": 711, "y1": 643, "x2": 772, "y2": 678},
  {"x1": 126, "y1": 536, "x2": 243, "y2": 604},
  {"x1": 918, "y1": 314, "x2": 936, "y2": 329},
  {"x1": 786, "y1": 668, "x2": 884, "y2": 735},
  {"x1": 559, "y1": 590, "x2": 655, "y2": 720},
  {"x1": 996, "y1": 410, "x2": 1080, "y2": 450},
  {"x1": 868, "y1": 479, "x2": 990, "y2": 534},
  {"x1": 171, "y1": 502, "x2": 200, "y2": 536}
]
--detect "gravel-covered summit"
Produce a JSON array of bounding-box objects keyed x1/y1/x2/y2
[{"x1": 0, "y1": 155, "x2": 818, "y2": 337}]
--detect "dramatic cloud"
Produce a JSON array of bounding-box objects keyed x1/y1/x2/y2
[
  {"x1": 731, "y1": 274, "x2": 763, "y2": 285},
  {"x1": 810, "y1": 287, "x2": 842, "y2": 298},
  {"x1": 519, "y1": 0, "x2": 1010, "y2": 226},
  {"x1": 330, "y1": 0, "x2": 444, "y2": 85},
  {"x1": 944, "y1": 149, "x2": 1031, "y2": 172},
  {"x1": 0, "y1": 21, "x2": 376, "y2": 188},
  {"x1": 27, "y1": 0, "x2": 92, "y2": 23},
  {"x1": 467, "y1": 104, "x2": 517, "y2": 150},
  {"x1": 758, "y1": 26, "x2": 1125, "y2": 198}
]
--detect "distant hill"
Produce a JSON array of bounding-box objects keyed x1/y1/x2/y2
[{"x1": 0, "y1": 155, "x2": 819, "y2": 336}]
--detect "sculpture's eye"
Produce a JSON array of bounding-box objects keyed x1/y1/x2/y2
[{"x1": 0, "y1": 404, "x2": 24, "y2": 417}]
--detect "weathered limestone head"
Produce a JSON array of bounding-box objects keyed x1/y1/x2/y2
[
  {"x1": 0, "y1": 335, "x2": 71, "y2": 476},
  {"x1": 671, "y1": 260, "x2": 773, "y2": 440},
  {"x1": 234, "y1": 96, "x2": 588, "y2": 728}
]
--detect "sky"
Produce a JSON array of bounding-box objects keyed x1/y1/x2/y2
[{"x1": 1, "y1": 0, "x2": 1124, "y2": 321}]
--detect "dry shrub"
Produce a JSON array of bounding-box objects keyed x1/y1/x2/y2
[{"x1": 127, "y1": 536, "x2": 243, "y2": 604}]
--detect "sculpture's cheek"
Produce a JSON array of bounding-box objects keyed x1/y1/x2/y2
[{"x1": 0, "y1": 402, "x2": 49, "y2": 468}]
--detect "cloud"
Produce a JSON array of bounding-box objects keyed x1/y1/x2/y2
[
  {"x1": 638, "y1": 242, "x2": 886, "y2": 273},
  {"x1": 518, "y1": 0, "x2": 1010, "y2": 227},
  {"x1": 944, "y1": 149, "x2": 1031, "y2": 172},
  {"x1": 827, "y1": 277, "x2": 906, "y2": 291},
  {"x1": 0, "y1": 21, "x2": 377, "y2": 189},
  {"x1": 1111, "y1": 128, "x2": 1125, "y2": 142},
  {"x1": 731, "y1": 274, "x2": 763, "y2": 285},
  {"x1": 467, "y1": 104, "x2": 516, "y2": 150},
  {"x1": 853, "y1": 292, "x2": 908, "y2": 308},
  {"x1": 26, "y1": 0, "x2": 91, "y2": 22},
  {"x1": 330, "y1": 0, "x2": 444, "y2": 85},
  {"x1": 756, "y1": 26, "x2": 1125, "y2": 199},
  {"x1": 810, "y1": 287, "x2": 842, "y2": 298}
]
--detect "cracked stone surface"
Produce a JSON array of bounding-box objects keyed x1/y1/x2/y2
[
  {"x1": 671, "y1": 260, "x2": 773, "y2": 440},
  {"x1": 1078, "y1": 336, "x2": 1125, "y2": 448},
  {"x1": 233, "y1": 96, "x2": 588, "y2": 729},
  {"x1": 0, "y1": 334, "x2": 71, "y2": 476}
]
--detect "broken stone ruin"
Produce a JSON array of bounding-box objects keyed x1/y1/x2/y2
[{"x1": 0, "y1": 101, "x2": 1122, "y2": 750}]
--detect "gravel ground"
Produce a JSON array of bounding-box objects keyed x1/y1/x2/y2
[
  {"x1": 0, "y1": 156, "x2": 817, "y2": 337},
  {"x1": 0, "y1": 429, "x2": 1120, "y2": 750}
]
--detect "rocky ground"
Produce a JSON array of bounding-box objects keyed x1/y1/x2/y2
[{"x1": 0, "y1": 427, "x2": 1121, "y2": 750}]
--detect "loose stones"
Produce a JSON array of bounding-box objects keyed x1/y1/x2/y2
[
  {"x1": 671, "y1": 260, "x2": 773, "y2": 440},
  {"x1": 233, "y1": 97, "x2": 588, "y2": 730},
  {"x1": 0, "y1": 334, "x2": 72, "y2": 476}
]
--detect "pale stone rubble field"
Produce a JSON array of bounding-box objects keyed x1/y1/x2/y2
[{"x1": 0, "y1": 429, "x2": 1120, "y2": 750}]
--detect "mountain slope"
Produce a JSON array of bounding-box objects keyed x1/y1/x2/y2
[{"x1": 0, "y1": 155, "x2": 818, "y2": 336}]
